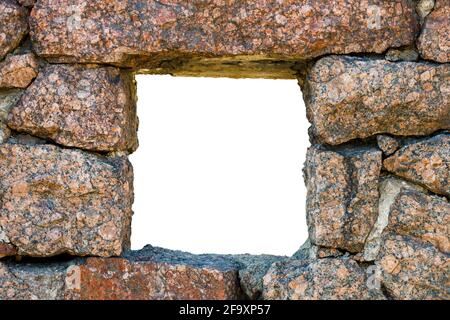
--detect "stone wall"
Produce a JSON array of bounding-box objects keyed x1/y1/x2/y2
[{"x1": 0, "y1": 0, "x2": 448, "y2": 300}]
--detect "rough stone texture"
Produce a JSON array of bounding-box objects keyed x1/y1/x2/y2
[
  {"x1": 0, "y1": 142, "x2": 133, "y2": 257},
  {"x1": 0, "y1": 53, "x2": 39, "y2": 89},
  {"x1": 363, "y1": 175, "x2": 426, "y2": 261},
  {"x1": 386, "y1": 189, "x2": 449, "y2": 254},
  {"x1": 65, "y1": 246, "x2": 243, "y2": 300},
  {"x1": 292, "y1": 238, "x2": 343, "y2": 260},
  {"x1": 236, "y1": 255, "x2": 285, "y2": 300},
  {"x1": 7, "y1": 64, "x2": 138, "y2": 153},
  {"x1": 385, "y1": 46, "x2": 419, "y2": 62},
  {"x1": 30, "y1": 0, "x2": 419, "y2": 77},
  {"x1": 300, "y1": 56, "x2": 450, "y2": 145},
  {"x1": 416, "y1": 0, "x2": 435, "y2": 19},
  {"x1": 262, "y1": 258, "x2": 384, "y2": 300},
  {"x1": 304, "y1": 145, "x2": 382, "y2": 253},
  {"x1": 0, "y1": 261, "x2": 68, "y2": 300},
  {"x1": 377, "y1": 235, "x2": 449, "y2": 300},
  {"x1": 377, "y1": 135, "x2": 400, "y2": 156},
  {"x1": 384, "y1": 134, "x2": 450, "y2": 197},
  {"x1": 417, "y1": 0, "x2": 449, "y2": 63},
  {"x1": 0, "y1": 89, "x2": 23, "y2": 144},
  {"x1": 0, "y1": 0, "x2": 28, "y2": 60}
]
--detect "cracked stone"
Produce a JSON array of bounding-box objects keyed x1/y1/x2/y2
[
  {"x1": 363, "y1": 175, "x2": 427, "y2": 261},
  {"x1": 417, "y1": 0, "x2": 449, "y2": 63},
  {"x1": 30, "y1": 0, "x2": 418, "y2": 72},
  {"x1": 304, "y1": 144, "x2": 382, "y2": 253},
  {"x1": 0, "y1": 142, "x2": 133, "y2": 257},
  {"x1": 386, "y1": 189, "x2": 449, "y2": 254},
  {"x1": 7, "y1": 64, "x2": 138, "y2": 153},
  {"x1": 0, "y1": 53, "x2": 39, "y2": 89},
  {"x1": 300, "y1": 56, "x2": 450, "y2": 145},
  {"x1": 384, "y1": 133, "x2": 450, "y2": 197}
]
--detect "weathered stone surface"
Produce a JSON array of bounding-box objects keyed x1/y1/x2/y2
[
  {"x1": 416, "y1": 0, "x2": 435, "y2": 19},
  {"x1": 262, "y1": 258, "x2": 384, "y2": 300},
  {"x1": 384, "y1": 134, "x2": 450, "y2": 197},
  {"x1": 301, "y1": 56, "x2": 450, "y2": 145},
  {"x1": 236, "y1": 255, "x2": 285, "y2": 300},
  {"x1": 7, "y1": 64, "x2": 138, "y2": 152},
  {"x1": 17, "y1": 0, "x2": 36, "y2": 7},
  {"x1": 385, "y1": 46, "x2": 419, "y2": 62},
  {"x1": 386, "y1": 189, "x2": 449, "y2": 253},
  {"x1": 377, "y1": 135, "x2": 400, "y2": 156},
  {"x1": 65, "y1": 246, "x2": 243, "y2": 300},
  {"x1": 0, "y1": 247, "x2": 289, "y2": 300},
  {"x1": 304, "y1": 145, "x2": 382, "y2": 253},
  {"x1": 0, "y1": 53, "x2": 38, "y2": 89},
  {"x1": 0, "y1": 0, "x2": 28, "y2": 60},
  {"x1": 363, "y1": 175, "x2": 426, "y2": 261},
  {"x1": 30, "y1": 0, "x2": 418, "y2": 77},
  {"x1": 0, "y1": 261, "x2": 68, "y2": 300},
  {"x1": 292, "y1": 238, "x2": 343, "y2": 260},
  {"x1": 0, "y1": 89, "x2": 23, "y2": 144},
  {"x1": 417, "y1": 0, "x2": 449, "y2": 63},
  {"x1": 0, "y1": 142, "x2": 133, "y2": 257},
  {"x1": 377, "y1": 235, "x2": 449, "y2": 300}
]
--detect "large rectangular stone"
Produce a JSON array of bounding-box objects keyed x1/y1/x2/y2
[
  {"x1": 0, "y1": 140, "x2": 133, "y2": 257},
  {"x1": 30, "y1": 0, "x2": 419, "y2": 77},
  {"x1": 304, "y1": 145, "x2": 382, "y2": 253},
  {"x1": 301, "y1": 56, "x2": 450, "y2": 145},
  {"x1": 7, "y1": 64, "x2": 138, "y2": 152}
]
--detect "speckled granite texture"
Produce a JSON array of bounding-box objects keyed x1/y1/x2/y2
[{"x1": 0, "y1": 0, "x2": 448, "y2": 300}]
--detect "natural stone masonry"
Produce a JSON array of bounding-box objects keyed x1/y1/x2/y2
[
  {"x1": 417, "y1": 0, "x2": 449, "y2": 63},
  {"x1": 363, "y1": 175, "x2": 427, "y2": 262},
  {"x1": 0, "y1": 246, "x2": 283, "y2": 300},
  {"x1": 0, "y1": 53, "x2": 39, "y2": 89},
  {"x1": 377, "y1": 235, "x2": 449, "y2": 300},
  {"x1": 0, "y1": 0, "x2": 448, "y2": 301},
  {"x1": 0, "y1": 0, "x2": 28, "y2": 60},
  {"x1": 0, "y1": 142, "x2": 133, "y2": 257},
  {"x1": 304, "y1": 145, "x2": 382, "y2": 253},
  {"x1": 384, "y1": 134, "x2": 450, "y2": 197},
  {"x1": 7, "y1": 64, "x2": 138, "y2": 152},
  {"x1": 262, "y1": 258, "x2": 384, "y2": 300},
  {"x1": 301, "y1": 56, "x2": 450, "y2": 145},
  {"x1": 30, "y1": 0, "x2": 419, "y2": 78},
  {"x1": 386, "y1": 189, "x2": 449, "y2": 253}
]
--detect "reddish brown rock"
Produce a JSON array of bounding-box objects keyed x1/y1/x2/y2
[
  {"x1": 0, "y1": 0, "x2": 28, "y2": 60},
  {"x1": 300, "y1": 56, "x2": 450, "y2": 145},
  {"x1": 417, "y1": 0, "x2": 450, "y2": 63},
  {"x1": 386, "y1": 189, "x2": 449, "y2": 253},
  {"x1": 65, "y1": 246, "x2": 243, "y2": 300},
  {"x1": 377, "y1": 235, "x2": 449, "y2": 300},
  {"x1": 0, "y1": 53, "x2": 38, "y2": 89},
  {"x1": 0, "y1": 142, "x2": 133, "y2": 257},
  {"x1": 304, "y1": 145, "x2": 382, "y2": 253},
  {"x1": 377, "y1": 135, "x2": 400, "y2": 156},
  {"x1": 0, "y1": 243, "x2": 17, "y2": 258},
  {"x1": 384, "y1": 134, "x2": 450, "y2": 197},
  {"x1": 30, "y1": 0, "x2": 418, "y2": 74},
  {"x1": 7, "y1": 64, "x2": 138, "y2": 152},
  {"x1": 262, "y1": 258, "x2": 384, "y2": 300}
]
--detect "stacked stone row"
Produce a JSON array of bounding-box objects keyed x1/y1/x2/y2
[{"x1": 0, "y1": 0, "x2": 448, "y2": 300}]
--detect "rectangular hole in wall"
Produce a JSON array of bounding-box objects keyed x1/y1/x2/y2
[{"x1": 130, "y1": 75, "x2": 309, "y2": 255}]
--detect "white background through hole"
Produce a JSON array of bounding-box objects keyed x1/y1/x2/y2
[{"x1": 130, "y1": 75, "x2": 310, "y2": 256}]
